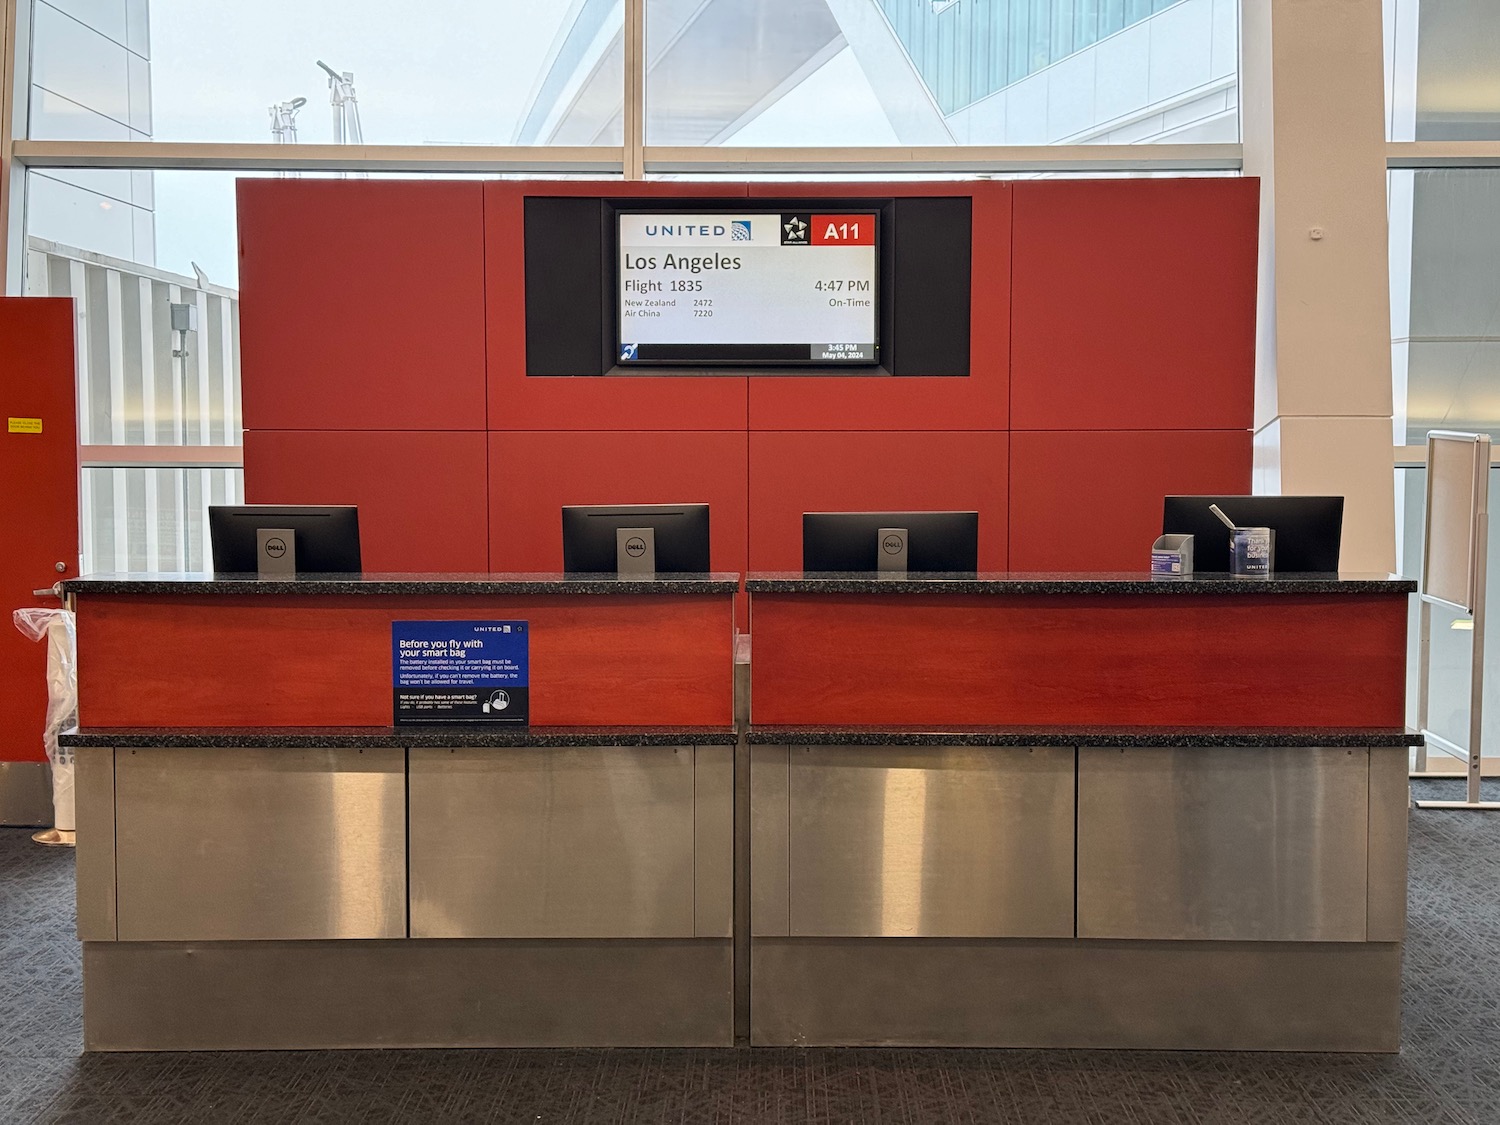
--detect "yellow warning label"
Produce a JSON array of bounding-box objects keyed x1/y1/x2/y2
[{"x1": 7, "y1": 418, "x2": 43, "y2": 434}]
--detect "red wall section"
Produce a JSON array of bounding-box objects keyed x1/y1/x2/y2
[
  {"x1": 1010, "y1": 179, "x2": 1259, "y2": 432},
  {"x1": 487, "y1": 431, "x2": 749, "y2": 577},
  {"x1": 0, "y1": 299, "x2": 78, "y2": 762},
  {"x1": 1009, "y1": 430, "x2": 1253, "y2": 571},
  {"x1": 748, "y1": 431, "x2": 1008, "y2": 571},
  {"x1": 238, "y1": 178, "x2": 1260, "y2": 587},
  {"x1": 748, "y1": 182, "x2": 1011, "y2": 431},
  {"x1": 245, "y1": 430, "x2": 489, "y2": 572},
  {"x1": 238, "y1": 180, "x2": 487, "y2": 431},
  {"x1": 484, "y1": 181, "x2": 750, "y2": 432}
]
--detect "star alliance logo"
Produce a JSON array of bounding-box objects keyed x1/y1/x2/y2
[{"x1": 781, "y1": 214, "x2": 809, "y2": 245}]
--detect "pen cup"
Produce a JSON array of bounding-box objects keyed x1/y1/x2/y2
[{"x1": 1230, "y1": 527, "x2": 1274, "y2": 575}]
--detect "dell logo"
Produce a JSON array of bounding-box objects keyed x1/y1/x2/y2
[
  {"x1": 625, "y1": 536, "x2": 648, "y2": 558},
  {"x1": 265, "y1": 537, "x2": 287, "y2": 558},
  {"x1": 882, "y1": 535, "x2": 904, "y2": 554}
]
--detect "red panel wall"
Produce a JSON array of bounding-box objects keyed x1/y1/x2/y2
[
  {"x1": 487, "y1": 431, "x2": 749, "y2": 577},
  {"x1": 245, "y1": 430, "x2": 490, "y2": 572},
  {"x1": 237, "y1": 178, "x2": 1260, "y2": 582},
  {"x1": 0, "y1": 299, "x2": 78, "y2": 762},
  {"x1": 1010, "y1": 179, "x2": 1259, "y2": 432},
  {"x1": 1009, "y1": 430, "x2": 1254, "y2": 571},
  {"x1": 238, "y1": 180, "x2": 487, "y2": 431},
  {"x1": 748, "y1": 432, "x2": 1008, "y2": 571}
]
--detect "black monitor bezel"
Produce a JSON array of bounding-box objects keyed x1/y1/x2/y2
[
  {"x1": 561, "y1": 503, "x2": 712, "y2": 574},
  {"x1": 802, "y1": 510, "x2": 980, "y2": 573},
  {"x1": 208, "y1": 505, "x2": 362, "y2": 574},
  {"x1": 1161, "y1": 495, "x2": 1344, "y2": 573}
]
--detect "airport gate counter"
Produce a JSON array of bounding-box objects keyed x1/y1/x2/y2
[
  {"x1": 58, "y1": 567, "x2": 1421, "y2": 1051},
  {"x1": 58, "y1": 571, "x2": 740, "y2": 1051},
  {"x1": 744, "y1": 570, "x2": 1421, "y2": 1051}
]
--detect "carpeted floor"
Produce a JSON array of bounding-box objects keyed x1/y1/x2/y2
[{"x1": 1, "y1": 779, "x2": 1496, "y2": 1124}]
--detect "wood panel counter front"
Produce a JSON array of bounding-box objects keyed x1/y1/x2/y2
[
  {"x1": 745, "y1": 572, "x2": 1416, "y2": 728},
  {"x1": 64, "y1": 573, "x2": 738, "y2": 728}
]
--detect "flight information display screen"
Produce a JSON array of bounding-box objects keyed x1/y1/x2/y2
[{"x1": 616, "y1": 211, "x2": 878, "y2": 366}]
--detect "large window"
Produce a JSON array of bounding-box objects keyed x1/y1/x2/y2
[
  {"x1": 28, "y1": 0, "x2": 625, "y2": 146},
  {"x1": 1390, "y1": 169, "x2": 1500, "y2": 446},
  {"x1": 1386, "y1": 0, "x2": 1500, "y2": 142},
  {"x1": 7, "y1": 0, "x2": 1245, "y2": 573},
  {"x1": 640, "y1": 0, "x2": 1240, "y2": 147}
]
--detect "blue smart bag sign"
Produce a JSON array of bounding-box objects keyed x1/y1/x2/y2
[{"x1": 392, "y1": 621, "x2": 529, "y2": 725}]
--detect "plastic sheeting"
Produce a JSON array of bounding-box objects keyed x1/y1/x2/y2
[{"x1": 12, "y1": 606, "x2": 77, "y2": 832}]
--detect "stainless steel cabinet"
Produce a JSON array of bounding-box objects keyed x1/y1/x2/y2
[
  {"x1": 114, "y1": 746, "x2": 407, "y2": 941},
  {"x1": 409, "y1": 745, "x2": 731, "y2": 938},
  {"x1": 1076, "y1": 746, "x2": 1371, "y2": 941},
  {"x1": 754, "y1": 745, "x2": 1076, "y2": 938}
]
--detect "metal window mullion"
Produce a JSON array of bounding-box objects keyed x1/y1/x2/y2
[
  {"x1": 12, "y1": 140, "x2": 627, "y2": 174},
  {"x1": 1387, "y1": 142, "x2": 1500, "y2": 169},
  {"x1": 623, "y1": 0, "x2": 644, "y2": 180},
  {"x1": 1, "y1": 0, "x2": 31, "y2": 295},
  {"x1": 641, "y1": 143, "x2": 1243, "y2": 174}
]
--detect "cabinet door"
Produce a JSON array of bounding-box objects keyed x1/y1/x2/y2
[
  {"x1": 115, "y1": 747, "x2": 406, "y2": 941},
  {"x1": 1077, "y1": 746, "x2": 1370, "y2": 941}
]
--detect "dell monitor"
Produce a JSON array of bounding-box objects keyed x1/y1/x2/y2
[
  {"x1": 561, "y1": 504, "x2": 711, "y2": 575},
  {"x1": 802, "y1": 511, "x2": 979, "y2": 573},
  {"x1": 1162, "y1": 495, "x2": 1344, "y2": 573},
  {"x1": 208, "y1": 505, "x2": 362, "y2": 575}
]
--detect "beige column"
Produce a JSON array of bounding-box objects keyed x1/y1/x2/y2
[{"x1": 1242, "y1": 0, "x2": 1397, "y2": 572}]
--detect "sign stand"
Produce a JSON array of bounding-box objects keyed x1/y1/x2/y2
[{"x1": 1413, "y1": 431, "x2": 1496, "y2": 809}]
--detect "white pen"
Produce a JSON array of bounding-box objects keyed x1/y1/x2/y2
[{"x1": 1209, "y1": 503, "x2": 1237, "y2": 530}]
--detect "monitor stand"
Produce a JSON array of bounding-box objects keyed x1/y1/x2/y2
[
  {"x1": 616, "y1": 527, "x2": 656, "y2": 576},
  {"x1": 257, "y1": 529, "x2": 296, "y2": 577},
  {"x1": 877, "y1": 527, "x2": 908, "y2": 573}
]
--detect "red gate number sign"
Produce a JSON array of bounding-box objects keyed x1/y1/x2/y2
[{"x1": 810, "y1": 215, "x2": 876, "y2": 246}]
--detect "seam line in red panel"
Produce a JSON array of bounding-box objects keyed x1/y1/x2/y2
[{"x1": 1007, "y1": 186, "x2": 1016, "y2": 571}]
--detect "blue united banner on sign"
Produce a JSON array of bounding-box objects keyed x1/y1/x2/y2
[{"x1": 392, "y1": 620, "x2": 529, "y2": 725}]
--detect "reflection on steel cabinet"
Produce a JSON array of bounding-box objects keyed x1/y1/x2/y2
[{"x1": 113, "y1": 746, "x2": 407, "y2": 942}]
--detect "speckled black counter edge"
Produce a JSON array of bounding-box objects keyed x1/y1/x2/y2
[
  {"x1": 747, "y1": 726, "x2": 1424, "y2": 747},
  {"x1": 746, "y1": 572, "x2": 1416, "y2": 595},
  {"x1": 60, "y1": 573, "x2": 741, "y2": 596},
  {"x1": 60, "y1": 726, "x2": 739, "y2": 748}
]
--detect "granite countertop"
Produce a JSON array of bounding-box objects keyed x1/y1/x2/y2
[
  {"x1": 60, "y1": 725, "x2": 739, "y2": 748},
  {"x1": 60, "y1": 572, "x2": 742, "y2": 596},
  {"x1": 746, "y1": 725, "x2": 1425, "y2": 747},
  {"x1": 744, "y1": 572, "x2": 1417, "y2": 595}
]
